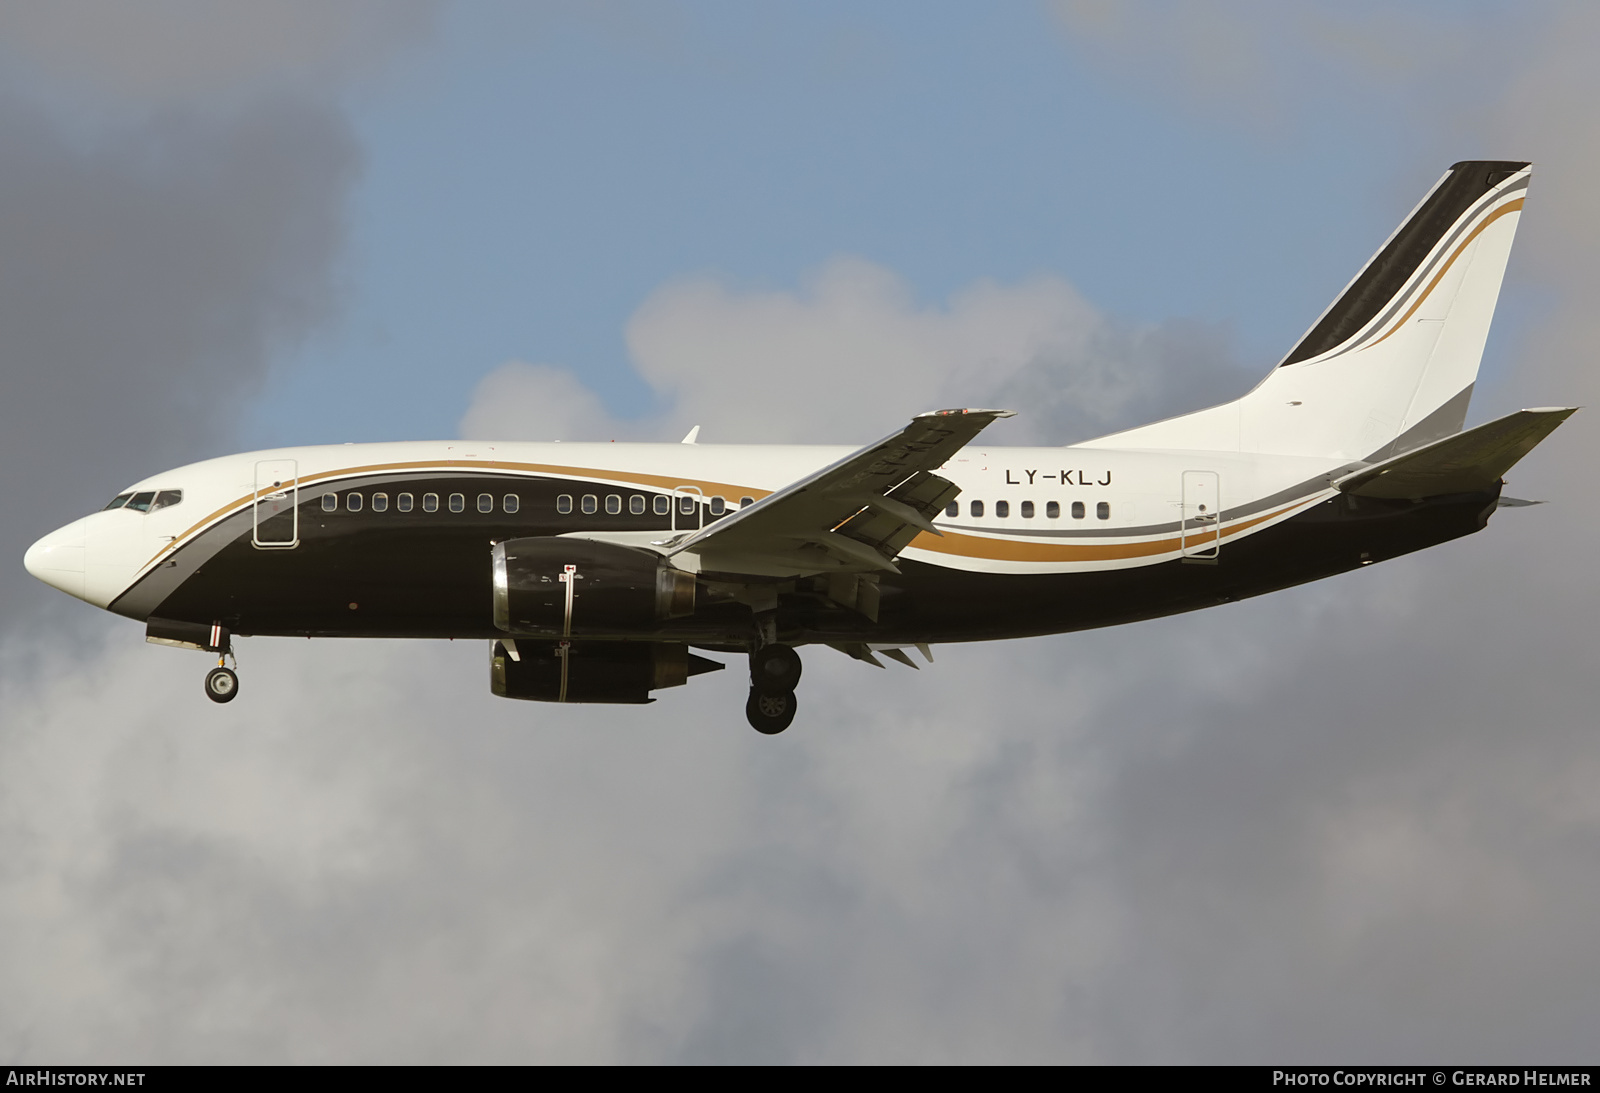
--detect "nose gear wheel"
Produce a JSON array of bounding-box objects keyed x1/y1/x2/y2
[{"x1": 204, "y1": 665, "x2": 239, "y2": 703}]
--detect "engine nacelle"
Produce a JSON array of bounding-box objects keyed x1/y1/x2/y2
[
  {"x1": 490, "y1": 640, "x2": 722, "y2": 703},
  {"x1": 492, "y1": 537, "x2": 695, "y2": 637}
]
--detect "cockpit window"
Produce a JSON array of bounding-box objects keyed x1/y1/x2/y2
[
  {"x1": 149, "y1": 490, "x2": 183, "y2": 513},
  {"x1": 102, "y1": 493, "x2": 133, "y2": 511},
  {"x1": 124, "y1": 491, "x2": 157, "y2": 513}
]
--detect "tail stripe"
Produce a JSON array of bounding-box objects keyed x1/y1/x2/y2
[
  {"x1": 1357, "y1": 195, "x2": 1524, "y2": 353},
  {"x1": 1280, "y1": 161, "x2": 1529, "y2": 367}
]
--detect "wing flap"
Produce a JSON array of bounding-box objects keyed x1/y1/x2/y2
[
  {"x1": 1335, "y1": 407, "x2": 1576, "y2": 499},
  {"x1": 671, "y1": 408, "x2": 1013, "y2": 577}
]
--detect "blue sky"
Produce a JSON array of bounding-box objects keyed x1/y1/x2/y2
[{"x1": 248, "y1": 1, "x2": 1443, "y2": 445}]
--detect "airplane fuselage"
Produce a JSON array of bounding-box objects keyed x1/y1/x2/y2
[{"x1": 31, "y1": 439, "x2": 1497, "y2": 648}]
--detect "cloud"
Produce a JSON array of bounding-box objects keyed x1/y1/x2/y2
[
  {"x1": 462, "y1": 255, "x2": 1251, "y2": 446},
  {"x1": 1048, "y1": 0, "x2": 1491, "y2": 135},
  {"x1": 0, "y1": 1, "x2": 440, "y2": 107},
  {"x1": 460, "y1": 360, "x2": 637, "y2": 443},
  {"x1": 0, "y1": 1, "x2": 437, "y2": 624},
  {"x1": 7, "y1": 524, "x2": 1593, "y2": 1062}
]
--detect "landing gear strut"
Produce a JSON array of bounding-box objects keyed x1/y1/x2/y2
[{"x1": 746, "y1": 643, "x2": 801, "y2": 734}]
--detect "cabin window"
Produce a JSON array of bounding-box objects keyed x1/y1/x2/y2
[
  {"x1": 653, "y1": 495, "x2": 671, "y2": 516},
  {"x1": 423, "y1": 493, "x2": 439, "y2": 513},
  {"x1": 477, "y1": 493, "x2": 493, "y2": 513},
  {"x1": 1046, "y1": 501, "x2": 1060, "y2": 519},
  {"x1": 605, "y1": 494, "x2": 621, "y2": 515},
  {"x1": 581, "y1": 494, "x2": 598, "y2": 515},
  {"x1": 1071, "y1": 501, "x2": 1085, "y2": 519},
  {"x1": 398, "y1": 493, "x2": 414, "y2": 513},
  {"x1": 371, "y1": 493, "x2": 388, "y2": 513},
  {"x1": 322, "y1": 493, "x2": 338, "y2": 512},
  {"x1": 449, "y1": 493, "x2": 465, "y2": 513},
  {"x1": 678, "y1": 495, "x2": 696, "y2": 515},
  {"x1": 347, "y1": 493, "x2": 363, "y2": 512},
  {"x1": 629, "y1": 495, "x2": 645, "y2": 515},
  {"x1": 556, "y1": 494, "x2": 573, "y2": 514},
  {"x1": 1097, "y1": 501, "x2": 1110, "y2": 520},
  {"x1": 970, "y1": 500, "x2": 984, "y2": 518},
  {"x1": 710, "y1": 496, "x2": 726, "y2": 516},
  {"x1": 945, "y1": 501, "x2": 958, "y2": 518},
  {"x1": 995, "y1": 500, "x2": 1010, "y2": 518},
  {"x1": 740, "y1": 496, "x2": 755, "y2": 509},
  {"x1": 103, "y1": 493, "x2": 134, "y2": 511},
  {"x1": 1020, "y1": 500, "x2": 1034, "y2": 518},
  {"x1": 503, "y1": 495, "x2": 519, "y2": 513},
  {"x1": 125, "y1": 492, "x2": 156, "y2": 513}
]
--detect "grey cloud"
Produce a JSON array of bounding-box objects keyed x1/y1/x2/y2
[
  {"x1": 2, "y1": 507, "x2": 1594, "y2": 1063},
  {"x1": 0, "y1": 15, "x2": 411, "y2": 1059},
  {"x1": 1049, "y1": 0, "x2": 1492, "y2": 135},
  {"x1": 0, "y1": 1, "x2": 440, "y2": 106},
  {"x1": 979, "y1": 314, "x2": 1253, "y2": 445},
  {"x1": 0, "y1": 0, "x2": 440, "y2": 628},
  {"x1": 0, "y1": 94, "x2": 359, "y2": 623},
  {"x1": 465, "y1": 256, "x2": 1255, "y2": 448}
]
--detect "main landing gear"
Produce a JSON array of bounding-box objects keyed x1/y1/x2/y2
[
  {"x1": 204, "y1": 658, "x2": 239, "y2": 704},
  {"x1": 746, "y1": 644, "x2": 801, "y2": 734}
]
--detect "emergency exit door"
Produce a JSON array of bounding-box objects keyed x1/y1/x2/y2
[{"x1": 671, "y1": 485, "x2": 704, "y2": 534}]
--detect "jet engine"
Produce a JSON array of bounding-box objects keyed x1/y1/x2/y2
[
  {"x1": 491, "y1": 639, "x2": 722, "y2": 703},
  {"x1": 492, "y1": 537, "x2": 696, "y2": 637}
]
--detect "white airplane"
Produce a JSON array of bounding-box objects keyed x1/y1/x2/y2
[{"x1": 25, "y1": 160, "x2": 1574, "y2": 733}]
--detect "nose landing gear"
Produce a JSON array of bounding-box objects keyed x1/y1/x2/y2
[
  {"x1": 746, "y1": 643, "x2": 801, "y2": 734},
  {"x1": 145, "y1": 618, "x2": 240, "y2": 705}
]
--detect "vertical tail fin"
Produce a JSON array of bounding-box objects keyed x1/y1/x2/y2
[{"x1": 1080, "y1": 161, "x2": 1531, "y2": 459}]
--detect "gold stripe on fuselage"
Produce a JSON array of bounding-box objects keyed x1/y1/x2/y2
[
  {"x1": 145, "y1": 459, "x2": 1320, "y2": 576},
  {"x1": 905, "y1": 499, "x2": 1312, "y2": 564},
  {"x1": 148, "y1": 459, "x2": 779, "y2": 571}
]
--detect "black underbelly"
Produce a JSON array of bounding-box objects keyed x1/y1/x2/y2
[{"x1": 149, "y1": 490, "x2": 1498, "y2": 644}]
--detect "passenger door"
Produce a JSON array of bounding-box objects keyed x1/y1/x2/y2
[
  {"x1": 253, "y1": 459, "x2": 299, "y2": 548},
  {"x1": 1180, "y1": 470, "x2": 1220, "y2": 563}
]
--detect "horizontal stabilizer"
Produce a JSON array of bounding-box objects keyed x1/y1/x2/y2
[{"x1": 1335, "y1": 407, "x2": 1576, "y2": 499}]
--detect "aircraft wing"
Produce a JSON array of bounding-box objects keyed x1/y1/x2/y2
[
  {"x1": 665, "y1": 408, "x2": 1014, "y2": 577},
  {"x1": 1335, "y1": 406, "x2": 1577, "y2": 500}
]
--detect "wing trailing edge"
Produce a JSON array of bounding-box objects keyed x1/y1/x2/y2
[{"x1": 668, "y1": 408, "x2": 1014, "y2": 577}]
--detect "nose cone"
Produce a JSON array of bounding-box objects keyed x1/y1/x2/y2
[{"x1": 25, "y1": 518, "x2": 88, "y2": 599}]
